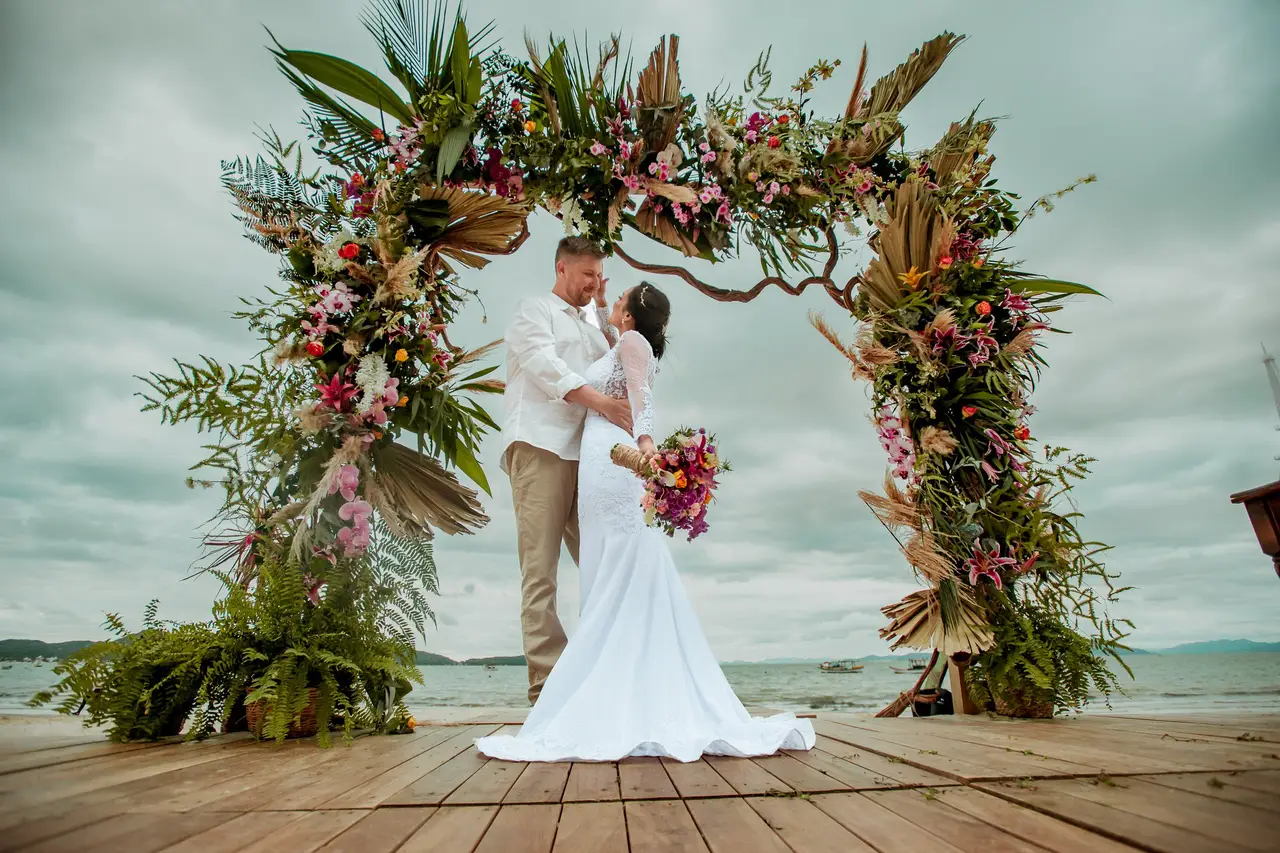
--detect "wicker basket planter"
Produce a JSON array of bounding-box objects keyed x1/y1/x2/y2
[
  {"x1": 993, "y1": 688, "x2": 1054, "y2": 719},
  {"x1": 245, "y1": 687, "x2": 320, "y2": 739}
]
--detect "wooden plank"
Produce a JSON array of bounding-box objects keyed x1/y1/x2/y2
[
  {"x1": 811, "y1": 792, "x2": 969, "y2": 853},
  {"x1": 473, "y1": 804, "x2": 561, "y2": 853},
  {"x1": 321, "y1": 724, "x2": 498, "y2": 809},
  {"x1": 748, "y1": 795, "x2": 878, "y2": 853},
  {"x1": 315, "y1": 807, "x2": 436, "y2": 853},
  {"x1": 0, "y1": 738, "x2": 158, "y2": 776},
  {"x1": 662, "y1": 758, "x2": 736, "y2": 798},
  {"x1": 749, "y1": 754, "x2": 850, "y2": 794},
  {"x1": 833, "y1": 719, "x2": 1094, "y2": 778},
  {"x1": 445, "y1": 756, "x2": 526, "y2": 804},
  {"x1": 864, "y1": 789, "x2": 1052, "y2": 853},
  {"x1": 786, "y1": 746, "x2": 903, "y2": 790},
  {"x1": 704, "y1": 755, "x2": 792, "y2": 796},
  {"x1": 814, "y1": 736, "x2": 955, "y2": 788},
  {"x1": 1038, "y1": 776, "x2": 1279, "y2": 851},
  {"x1": 686, "y1": 797, "x2": 793, "y2": 853},
  {"x1": 563, "y1": 761, "x2": 620, "y2": 802},
  {"x1": 618, "y1": 756, "x2": 677, "y2": 800},
  {"x1": 812, "y1": 719, "x2": 988, "y2": 782},
  {"x1": 1139, "y1": 772, "x2": 1280, "y2": 814},
  {"x1": 505, "y1": 762, "x2": 571, "y2": 804},
  {"x1": 191, "y1": 741, "x2": 353, "y2": 812},
  {"x1": 382, "y1": 746, "x2": 489, "y2": 805},
  {"x1": 1213, "y1": 769, "x2": 1280, "y2": 796},
  {"x1": 625, "y1": 799, "x2": 710, "y2": 853},
  {"x1": 269, "y1": 727, "x2": 460, "y2": 810},
  {"x1": 552, "y1": 801, "x2": 627, "y2": 853},
  {"x1": 20, "y1": 811, "x2": 228, "y2": 853},
  {"x1": 0, "y1": 800, "x2": 125, "y2": 851},
  {"x1": 937, "y1": 787, "x2": 1147, "y2": 853},
  {"x1": 977, "y1": 779, "x2": 1250, "y2": 853},
  {"x1": 235, "y1": 809, "x2": 368, "y2": 853},
  {"x1": 156, "y1": 811, "x2": 307, "y2": 853},
  {"x1": 398, "y1": 805, "x2": 499, "y2": 853}
]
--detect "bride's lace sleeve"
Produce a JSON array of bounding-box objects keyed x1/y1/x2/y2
[
  {"x1": 617, "y1": 330, "x2": 655, "y2": 441},
  {"x1": 594, "y1": 304, "x2": 618, "y2": 347}
]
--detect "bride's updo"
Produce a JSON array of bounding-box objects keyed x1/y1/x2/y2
[{"x1": 626, "y1": 281, "x2": 670, "y2": 360}]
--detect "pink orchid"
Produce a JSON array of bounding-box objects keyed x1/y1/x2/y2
[
  {"x1": 339, "y1": 499, "x2": 373, "y2": 524},
  {"x1": 330, "y1": 464, "x2": 360, "y2": 502},
  {"x1": 745, "y1": 130, "x2": 758, "y2": 144},
  {"x1": 782, "y1": 185, "x2": 791, "y2": 196},
  {"x1": 715, "y1": 201, "x2": 732, "y2": 223},
  {"x1": 620, "y1": 142, "x2": 632, "y2": 158},
  {"x1": 966, "y1": 540, "x2": 1018, "y2": 589},
  {"x1": 336, "y1": 523, "x2": 371, "y2": 555},
  {"x1": 623, "y1": 174, "x2": 643, "y2": 191},
  {"x1": 590, "y1": 141, "x2": 608, "y2": 156},
  {"x1": 382, "y1": 377, "x2": 401, "y2": 407},
  {"x1": 763, "y1": 193, "x2": 774, "y2": 204},
  {"x1": 701, "y1": 150, "x2": 716, "y2": 164}
]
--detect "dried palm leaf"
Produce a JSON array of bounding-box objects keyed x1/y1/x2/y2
[
  {"x1": 607, "y1": 185, "x2": 629, "y2": 235},
  {"x1": 370, "y1": 441, "x2": 489, "y2": 536},
  {"x1": 929, "y1": 118, "x2": 994, "y2": 188},
  {"x1": 808, "y1": 311, "x2": 859, "y2": 365},
  {"x1": 924, "y1": 308, "x2": 956, "y2": 338},
  {"x1": 633, "y1": 198, "x2": 699, "y2": 256},
  {"x1": 844, "y1": 43, "x2": 870, "y2": 119},
  {"x1": 1004, "y1": 327, "x2": 1038, "y2": 357},
  {"x1": 415, "y1": 186, "x2": 530, "y2": 273},
  {"x1": 375, "y1": 247, "x2": 427, "y2": 305},
  {"x1": 860, "y1": 182, "x2": 949, "y2": 312},
  {"x1": 864, "y1": 33, "x2": 965, "y2": 120},
  {"x1": 635, "y1": 35, "x2": 683, "y2": 154},
  {"x1": 859, "y1": 341, "x2": 899, "y2": 366},
  {"x1": 879, "y1": 582, "x2": 992, "y2": 655}
]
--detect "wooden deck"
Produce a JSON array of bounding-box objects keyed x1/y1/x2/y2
[{"x1": 1, "y1": 710, "x2": 1278, "y2": 852}]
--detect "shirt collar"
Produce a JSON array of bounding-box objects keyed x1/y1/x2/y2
[{"x1": 548, "y1": 292, "x2": 585, "y2": 318}]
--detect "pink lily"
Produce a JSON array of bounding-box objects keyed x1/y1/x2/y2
[{"x1": 966, "y1": 540, "x2": 1018, "y2": 589}]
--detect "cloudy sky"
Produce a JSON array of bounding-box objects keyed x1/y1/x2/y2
[{"x1": 2, "y1": 0, "x2": 1278, "y2": 662}]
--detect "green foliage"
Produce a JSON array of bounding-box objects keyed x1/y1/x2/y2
[
  {"x1": 29, "y1": 604, "x2": 243, "y2": 743},
  {"x1": 966, "y1": 598, "x2": 1128, "y2": 714}
]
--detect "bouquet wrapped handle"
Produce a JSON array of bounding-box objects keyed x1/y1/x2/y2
[{"x1": 610, "y1": 444, "x2": 649, "y2": 475}]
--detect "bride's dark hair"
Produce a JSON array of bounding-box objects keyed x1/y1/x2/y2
[{"x1": 626, "y1": 281, "x2": 670, "y2": 360}]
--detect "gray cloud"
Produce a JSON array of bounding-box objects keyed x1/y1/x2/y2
[{"x1": 2, "y1": 0, "x2": 1278, "y2": 662}]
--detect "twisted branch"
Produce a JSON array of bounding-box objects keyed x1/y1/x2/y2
[{"x1": 612, "y1": 227, "x2": 859, "y2": 311}]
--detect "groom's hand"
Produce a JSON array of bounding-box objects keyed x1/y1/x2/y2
[
  {"x1": 601, "y1": 395, "x2": 633, "y2": 433},
  {"x1": 593, "y1": 277, "x2": 609, "y2": 308}
]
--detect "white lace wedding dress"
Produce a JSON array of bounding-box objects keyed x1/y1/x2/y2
[{"x1": 476, "y1": 330, "x2": 815, "y2": 762}]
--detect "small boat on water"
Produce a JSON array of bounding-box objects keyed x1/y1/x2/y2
[
  {"x1": 484, "y1": 664, "x2": 497, "y2": 672},
  {"x1": 891, "y1": 656, "x2": 929, "y2": 674},
  {"x1": 819, "y1": 659, "x2": 863, "y2": 673}
]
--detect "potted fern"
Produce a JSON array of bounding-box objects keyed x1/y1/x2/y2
[{"x1": 965, "y1": 599, "x2": 1125, "y2": 717}]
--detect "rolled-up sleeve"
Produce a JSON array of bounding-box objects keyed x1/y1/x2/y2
[{"x1": 507, "y1": 299, "x2": 587, "y2": 401}]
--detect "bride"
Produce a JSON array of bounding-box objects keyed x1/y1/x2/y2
[{"x1": 477, "y1": 281, "x2": 815, "y2": 762}]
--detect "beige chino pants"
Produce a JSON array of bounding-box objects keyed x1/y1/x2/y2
[{"x1": 505, "y1": 441, "x2": 580, "y2": 705}]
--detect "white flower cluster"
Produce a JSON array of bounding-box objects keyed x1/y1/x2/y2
[
  {"x1": 315, "y1": 230, "x2": 359, "y2": 274},
  {"x1": 354, "y1": 353, "x2": 390, "y2": 414}
]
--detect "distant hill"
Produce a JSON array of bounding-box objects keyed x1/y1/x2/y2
[
  {"x1": 0, "y1": 639, "x2": 93, "y2": 661},
  {"x1": 1158, "y1": 639, "x2": 1280, "y2": 655},
  {"x1": 412, "y1": 652, "x2": 527, "y2": 666}
]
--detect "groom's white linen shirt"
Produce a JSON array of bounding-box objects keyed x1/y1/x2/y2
[{"x1": 501, "y1": 292, "x2": 610, "y2": 471}]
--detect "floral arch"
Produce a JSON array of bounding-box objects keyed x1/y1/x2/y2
[{"x1": 37, "y1": 2, "x2": 1130, "y2": 740}]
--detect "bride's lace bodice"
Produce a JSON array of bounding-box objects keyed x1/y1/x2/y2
[{"x1": 583, "y1": 329, "x2": 656, "y2": 440}]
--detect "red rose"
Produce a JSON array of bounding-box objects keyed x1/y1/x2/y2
[
  {"x1": 767, "y1": 136, "x2": 781, "y2": 149},
  {"x1": 962, "y1": 406, "x2": 978, "y2": 418},
  {"x1": 338, "y1": 243, "x2": 360, "y2": 260},
  {"x1": 371, "y1": 128, "x2": 385, "y2": 142},
  {"x1": 975, "y1": 301, "x2": 991, "y2": 316},
  {"x1": 511, "y1": 98, "x2": 523, "y2": 112},
  {"x1": 1015, "y1": 426, "x2": 1031, "y2": 441},
  {"x1": 938, "y1": 256, "x2": 954, "y2": 269},
  {"x1": 305, "y1": 341, "x2": 324, "y2": 357},
  {"x1": 778, "y1": 114, "x2": 790, "y2": 124}
]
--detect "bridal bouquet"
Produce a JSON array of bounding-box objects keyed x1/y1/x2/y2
[{"x1": 612, "y1": 428, "x2": 729, "y2": 541}]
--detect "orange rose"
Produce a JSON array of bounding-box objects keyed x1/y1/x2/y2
[
  {"x1": 523, "y1": 120, "x2": 537, "y2": 133},
  {"x1": 975, "y1": 301, "x2": 991, "y2": 316},
  {"x1": 1014, "y1": 426, "x2": 1031, "y2": 441},
  {"x1": 961, "y1": 406, "x2": 978, "y2": 418}
]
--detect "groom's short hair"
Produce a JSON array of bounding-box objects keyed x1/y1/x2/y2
[{"x1": 555, "y1": 236, "x2": 606, "y2": 263}]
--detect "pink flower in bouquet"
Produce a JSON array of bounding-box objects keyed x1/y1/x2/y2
[
  {"x1": 984, "y1": 428, "x2": 1011, "y2": 458},
  {"x1": 980, "y1": 460, "x2": 999, "y2": 483},
  {"x1": 590, "y1": 141, "x2": 609, "y2": 156},
  {"x1": 715, "y1": 201, "x2": 732, "y2": 224},
  {"x1": 1015, "y1": 551, "x2": 1040, "y2": 575},
  {"x1": 317, "y1": 374, "x2": 359, "y2": 412},
  {"x1": 966, "y1": 540, "x2": 1018, "y2": 589},
  {"x1": 1001, "y1": 288, "x2": 1033, "y2": 315},
  {"x1": 433, "y1": 351, "x2": 452, "y2": 369},
  {"x1": 302, "y1": 573, "x2": 327, "y2": 606},
  {"x1": 381, "y1": 377, "x2": 401, "y2": 407},
  {"x1": 339, "y1": 499, "x2": 372, "y2": 524}
]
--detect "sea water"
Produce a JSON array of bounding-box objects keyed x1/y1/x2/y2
[{"x1": 4, "y1": 653, "x2": 1278, "y2": 717}]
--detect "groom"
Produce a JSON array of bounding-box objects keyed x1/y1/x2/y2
[{"x1": 502, "y1": 236, "x2": 632, "y2": 704}]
